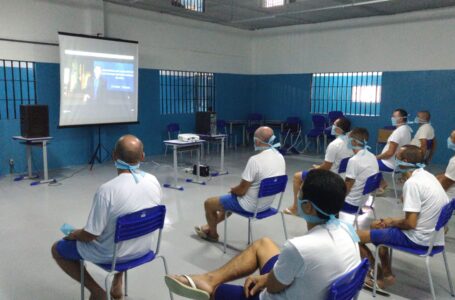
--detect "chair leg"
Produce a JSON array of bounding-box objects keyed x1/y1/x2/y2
[
  {"x1": 373, "y1": 246, "x2": 381, "y2": 297},
  {"x1": 158, "y1": 256, "x2": 174, "y2": 300},
  {"x1": 391, "y1": 172, "x2": 398, "y2": 200},
  {"x1": 105, "y1": 273, "x2": 114, "y2": 300},
  {"x1": 80, "y1": 260, "x2": 85, "y2": 300},
  {"x1": 281, "y1": 212, "x2": 288, "y2": 240},
  {"x1": 223, "y1": 211, "x2": 228, "y2": 253},
  {"x1": 124, "y1": 271, "x2": 128, "y2": 297},
  {"x1": 443, "y1": 250, "x2": 455, "y2": 296},
  {"x1": 316, "y1": 137, "x2": 320, "y2": 154},
  {"x1": 247, "y1": 219, "x2": 252, "y2": 245},
  {"x1": 425, "y1": 256, "x2": 436, "y2": 300}
]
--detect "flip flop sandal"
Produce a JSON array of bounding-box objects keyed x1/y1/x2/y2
[
  {"x1": 165, "y1": 275, "x2": 210, "y2": 300},
  {"x1": 194, "y1": 226, "x2": 219, "y2": 243},
  {"x1": 282, "y1": 208, "x2": 296, "y2": 216},
  {"x1": 363, "y1": 275, "x2": 391, "y2": 297}
]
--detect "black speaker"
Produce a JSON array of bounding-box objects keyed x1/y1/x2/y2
[
  {"x1": 20, "y1": 105, "x2": 49, "y2": 138},
  {"x1": 195, "y1": 112, "x2": 217, "y2": 135}
]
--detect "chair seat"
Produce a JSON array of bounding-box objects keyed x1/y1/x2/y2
[
  {"x1": 383, "y1": 244, "x2": 444, "y2": 257},
  {"x1": 231, "y1": 207, "x2": 278, "y2": 220},
  {"x1": 306, "y1": 129, "x2": 324, "y2": 138},
  {"x1": 97, "y1": 251, "x2": 156, "y2": 272}
]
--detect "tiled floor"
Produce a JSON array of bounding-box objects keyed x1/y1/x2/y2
[{"x1": 0, "y1": 148, "x2": 454, "y2": 299}]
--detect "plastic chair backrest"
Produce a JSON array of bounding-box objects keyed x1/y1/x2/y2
[
  {"x1": 362, "y1": 173, "x2": 383, "y2": 195},
  {"x1": 377, "y1": 128, "x2": 393, "y2": 144},
  {"x1": 285, "y1": 117, "x2": 301, "y2": 133},
  {"x1": 338, "y1": 157, "x2": 350, "y2": 174},
  {"x1": 217, "y1": 120, "x2": 227, "y2": 133},
  {"x1": 286, "y1": 117, "x2": 301, "y2": 125},
  {"x1": 312, "y1": 114, "x2": 326, "y2": 130},
  {"x1": 167, "y1": 123, "x2": 180, "y2": 133},
  {"x1": 115, "y1": 205, "x2": 166, "y2": 243},
  {"x1": 435, "y1": 199, "x2": 455, "y2": 231},
  {"x1": 328, "y1": 111, "x2": 344, "y2": 124},
  {"x1": 327, "y1": 259, "x2": 370, "y2": 300},
  {"x1": 258, "y1": 175, "x2": 288, "y2": 198}
]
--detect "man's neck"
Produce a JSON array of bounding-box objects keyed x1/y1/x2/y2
[{"x1": 117, "y1": 169, "x2": 131, "y2": 175}]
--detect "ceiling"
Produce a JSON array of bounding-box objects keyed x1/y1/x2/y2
[{"x1": 104, "y1": 0, "x2": 455, "y2": 30}]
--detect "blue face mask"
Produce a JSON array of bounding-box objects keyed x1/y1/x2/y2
[
  {"x1": 391, "y1": 117, "x2": 397, "y2": 126},
  {"x1": 254, "y1": 135, "x2": 281, "y2": 151},
  {"x1": 395, "y1": 158, "x2": 426, "y2": 173},
  {"x1": 413, "y1": 117, "x2": 427, "y2": 125},
  {"x1": 331, "y1": 125, "x2": 342, "y2": 137},
  {"x1": 448, "y1": 137, "x2": 455, "y2": 151},
  {"x1": 115, "y1": 159, "x2": 144, "y2": 183},
  {"x1": 346, "y1": 137, "x2": 371, "y2": 152}
]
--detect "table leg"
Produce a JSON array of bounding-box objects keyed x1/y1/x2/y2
[
  {"x1": 163, "y1": 145, "x2": 184, "y2": 191},
  {"x1": 218, "y1": 137, "x2": 228, "y2": 175},
  {"x1": 27, "y1": 144, "x2": 32, "y2": 178},
  {"x1": 42, "y1": 141, "x2": 48, "y2": 181},
  {"x1": 187, "y1": 143, "x2": 206, "y2": 185}
]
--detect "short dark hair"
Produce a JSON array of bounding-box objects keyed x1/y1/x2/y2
[
  {"x1": 301, "y1": 169, "x2": 346, "y2": 220},
  {"x1": 399, "y1": 144, "x2": 423, "y2": 164},
  {"x1": 418, "y1": 110, "x2": 431, "y2": 121},
  {"x1": 336, "y1": 117, "x2": 351, "y2": 133},
  {"x1": 394, "y1": 108, "x2": 408, "y2": 122},
  {"x1": 350, "y1": 127, "x2": 369, "y2": 143}
]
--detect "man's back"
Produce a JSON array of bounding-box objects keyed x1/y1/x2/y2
[
  {"x1": 238, "y1": 149, "x2": 286, "y2": 212},
  {"x1": 381, "y1": 125, "x2": 412, "y2": 168},
  {"x1": 411, "y1": 123, "x2": 435, "y2": 147},
  {"x1": 325, "y1": 137, "x2": 353, "y2": 174},
  {"x1": 77, "y1": 172, "x2": 162, "y2": 264},
  {"x1": 345, "y1": 150, "x2": 379, "y2": 206},
  {"x1": 261, "y1": 225, "x2": 360, "y2": 300}
]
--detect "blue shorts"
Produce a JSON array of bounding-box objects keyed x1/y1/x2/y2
[
  {"x1": 377, "y1": 160, "x2": 394, "y2": 172},
  {"x1": 301, "y1": 170, "x2": 310, "y2": 181},
  {"x1": 370, "y1": 227, "x2": 429, "y2": 250},
  {"x1": 341, "y1": 202, "x2": 362, "y2": 215},
  {"x1": 214, "y1": 255, "x2": 279, "y2": 300},
  {"x1": 219, "y1": 194, "x2": 249, "y2": 214},
  {"x1": 56, "y1": 239, "x2": 82, "y2": 261}
]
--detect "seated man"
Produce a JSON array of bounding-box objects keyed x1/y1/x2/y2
[
  {"x1": 166, "y1": 169, "x2": 361, "y2": 300},
  {"x1": 358, "y1": 145, "x2": 449, "y2": 290},
  {"x1": 51, "y1": 135, "x2": 162, "y2": 300},
  {"x1": 284, "y1": 117, "x2": 352, "y2": 215},
  {"x1": 376, "y1": 108, "x2": 412, "y2": 191},
  {"x1": 342, "y1": 128, "x2": 379, "y2": 215},
  {"x1": 195, "y1": 126, "x2": 285, "y2": 242},
  {"x1": 410, "y1": 110, "x2": 436, "y2": 163},
  {"x1": 437, "y1": 130, "x2": 455, "y2": 200}
]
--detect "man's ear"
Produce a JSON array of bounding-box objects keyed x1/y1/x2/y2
[
  {"x1": 141, "y1": 152, "x2": 145, "y2": 161},
  {"x1": 303, "y1": 201, "x2": 315, "y2": 215}
]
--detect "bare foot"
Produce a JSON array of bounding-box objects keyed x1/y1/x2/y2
[
  {"x1": 110, "y1": 276, "x2": 123, "y2": 300},
  {"x1": 171, "y1": 274, "x2": 215, "y2": 295},
  {"x1": 377, "y1": 275, "x2": 396, "y2": 289},
  {"x1": 199, "y1": 225, "x2": 219, "y2": 240},
  {"x1": 283, "y1": 207, "x2": 297, "y2": 215}
]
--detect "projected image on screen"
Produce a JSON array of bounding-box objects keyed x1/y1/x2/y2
[{"x1": 59, "y1": 33, "x2": 139, "y2": 126}]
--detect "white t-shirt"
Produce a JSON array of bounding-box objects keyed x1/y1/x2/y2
[
  {"x1": 260, "y1": 225, "x2": 360, "y2": 300},
  {"x1": 411, "y1": 123, "x2": 435, "y2": 147},
  {"x1": 444, "y1": 156, "x2": 455, "y2": 200},
  {"x1": 402, "y1": 169, "x2": 449, "y2": 246},
  {"x1": 345, "y1": 150, "x2": 379, "y2": 207},
  {"x1": 380, "y1": 125, "x2": 412, "y2": 169},
  {"x1": 324, "y1": 136, "x2": 353, "y2": 173},
  {"x1": 77, "y1": 172, "x2": 162, "y2": 264},
  {"x1": 239, "y1": 149, "x2": 286, "y2": 213}
]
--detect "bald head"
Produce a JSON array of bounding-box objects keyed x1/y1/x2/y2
[
  {"x1": 114, "y1": 135, "x2": 144, "y2": 164},
  {"x1": 417, "y1": 111, "x2": 431, "y2": 122},
  {"x1": 254, "y1": 126, "x2": 274, "y2": 145}
]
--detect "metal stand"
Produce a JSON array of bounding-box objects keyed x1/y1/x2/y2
[{"x1": 89, "y1": 126, "x2": 111, "y2": 170}]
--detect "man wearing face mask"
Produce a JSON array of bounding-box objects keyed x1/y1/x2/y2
[
  {"x1": 51, "y1": 135, "x2": 162, "y2": 300},
  {"x1": 410, "y1": 111, "x2": 436, "y2": 162},
  {"x1": 358, "y1": 145, "x2": 449, "y2": 291},
  {"x1": 376, "y1": 109, "x2": 412, "y2": 192},
  {"x1": 195, "y1": 126, "x2": 285, "y2": 242},
  {"x1": 283, "y1": 117, "x2": 353, "y2": 215},
  {"x1": 165, "y1": 169, "x2": 360, "y2": 300},
  {"x1": 437, "y1": 130, "x2": 455, "y2": 200}
]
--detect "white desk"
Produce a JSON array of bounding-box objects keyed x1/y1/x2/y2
[
  {"x1": 162, "y1": 139, "x2": 206, "y2": 191},
  {"x1": 227, "y1": 120, "x2": 246, "y2": 146},
  {"x1": 12, "y1": 136, "x2": 56, "y2": 185},
  {"x1": 198, "y1": 134, "x2": 228, "y2": 176}
]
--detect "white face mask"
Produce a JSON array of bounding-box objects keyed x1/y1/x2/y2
[{"x1": 254, "y1": 135, "x2": 281, "y2": 151}]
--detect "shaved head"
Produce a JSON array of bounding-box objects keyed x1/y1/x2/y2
[
  {"x1": 254, "y1": 126, "x2": 274, "y2": 144},
  {"x1": 114, "y1": 135, "x2": 144, "y2": 164},
  {"x1": 418, "y1": 111, "x2": 431, "y2": 122}
]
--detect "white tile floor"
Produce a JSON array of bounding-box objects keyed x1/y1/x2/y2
[{"x1": 0, "y1": 148, "x2": 454, "y2": 300}]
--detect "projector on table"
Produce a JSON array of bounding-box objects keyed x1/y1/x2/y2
[{"x1": 178, "y1": 134, "x2": 200, "y2": 142}]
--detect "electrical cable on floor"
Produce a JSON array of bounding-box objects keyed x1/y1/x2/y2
[{"x1": 48, "y1": 165, "x2": 89, "y2": 186}]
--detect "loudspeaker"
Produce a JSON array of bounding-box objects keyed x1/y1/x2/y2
[
  {"x1": 20, "y1": 105, "x2": 49, "y2": 138},
  {"x1": 195, "y1": 112, "x2": 217, "y2": 135}
]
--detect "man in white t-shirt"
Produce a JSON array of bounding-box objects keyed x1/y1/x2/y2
[
  {"x1": 358, "y1": 145, "x2": 449, "y2": 290},
  {"x1": 195, "y1": 126, "x2": 285, "y2": 242},
  {"x1": 51, "y1": 135, "x2": 162, "y2": 300},
  {"x1": 342, "y1": 128, "x2": 379, "y2": 213},
  {"x1": 283, "y1": 117, "x2": 353, "y2": 215},
  {"x1": 437, "y1": 130, "x2": 455, "y2": 200},
  {"x1": 166, "y1": 169, "x2": 361, "y2": 300},
  {"x1": 376, "y1": 108, "x2": 412, "y2": 191},
  {"x1": 410, "y1": 111, "x2": 436, "y2": 163}
]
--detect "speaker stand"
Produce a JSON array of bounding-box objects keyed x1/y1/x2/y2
[{"x1": 89, "y1": 126, "x2": 111, "y2": 170}]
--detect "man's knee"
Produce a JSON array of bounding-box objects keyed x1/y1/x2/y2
[
  {"x1": 204, "y1": 196, "x2": 221, "y2": 211},
  {"x1": 254, "y1": 237, "x2": 276, "y2": 249},
  {"x1": 51, "y1": 242, "x2": 60, "y2": 259}
]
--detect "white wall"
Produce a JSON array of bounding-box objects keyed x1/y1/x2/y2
[{"x1": 252, "y1": 7, "x2": 455, "y2": 74}]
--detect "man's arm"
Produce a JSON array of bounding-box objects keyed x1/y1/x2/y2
[
  {"x1": 382, "y1": 212, "x2": 419, "y2": 230},
  {"x1": 345, "y1": 178, "x2": 355, "y2": 195},
  {"x1": 313, "y1": 161, "x2": 333, "y2": 170},
  {"x1": 376, "y1": 141, "x2": 398, "y2": 160},
  {"x1": 418, "y1": 139, "x2": 427, "y2": 155},
  {"x1": 437, "y1": 174, "x2": 455, "y2": 191},
  {"x1": 230, "y1": 180, "x2": 252, "y2": 197},
  {"x1": 243, "y1": 271, "x2": 288, "y2": 297},
  {"x1": 67, "y1": 229, "x2": 98, "y2": 242}
]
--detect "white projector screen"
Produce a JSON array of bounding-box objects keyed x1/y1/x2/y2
[{"x1": 58, "y1": 33, "x2": 139, "y2": 127}]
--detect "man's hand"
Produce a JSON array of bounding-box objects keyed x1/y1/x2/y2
[
  {"x1": 371, "y1": 219, "x2": 386, "y2": 229},
  {"x1": 244, "y1": 274, "x2": 268, "y2": 298},
  {"x1": 63, "y1": 232, "x2": 77, "y2": 241}
]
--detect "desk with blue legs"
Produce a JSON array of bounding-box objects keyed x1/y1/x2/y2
[
  {"x1": 12, "y1": 136, "x2": 56, "y2": 185},
  {"x1": 163, "y1": 139, "x2": 206, "y2": 191}
]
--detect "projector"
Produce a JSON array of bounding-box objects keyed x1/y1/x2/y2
[{"x1": 178, "y1": 134, "x2": 200, "y2": 142}]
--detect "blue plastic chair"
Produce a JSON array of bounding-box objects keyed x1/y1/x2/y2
[
  {"x1": 372, "y1": 199, "x2": 455, "y2": 300},
  {"x1": 324, "y1": 111, "x2": 344, "y2": 151},
  {"x1": 223, "y1": 175, "x2": 288, "y2": 253},
  {"x1": 327, "y1": 259, "x2": 370, "y2": 300},
  {"x1": 424, "y1": 139, "x2": 434, "y2": 164},
  {"x1": 80, "y1": 205, "x2": 173, "y2": 300},
  {"x1": 338, "y1": 157, "x2": 351, "y2": 174},
  {"x1": 304, "y1": 114, "x2": 327, "y2": 154},
  {"x1": 280, "y1": 117, "x2": 303, "y2": 152}
]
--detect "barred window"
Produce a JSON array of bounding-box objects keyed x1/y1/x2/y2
[
  {"x1": 311, "y1": 72, "x2": 382, "y2": 117},
  {"x1": 159, "y1": 70, "x2": 215, "y2": 115},
  {"x1": 0, "y1": 60, "x2": 37, "y2": 120},
  {"x1": 171, "y1": 0, "x2": 204, "y2": 12}
]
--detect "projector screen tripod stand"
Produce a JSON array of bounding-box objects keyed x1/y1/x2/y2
[{"x1": 89, "y1": 125, "x2": 111, "y2": 170}]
